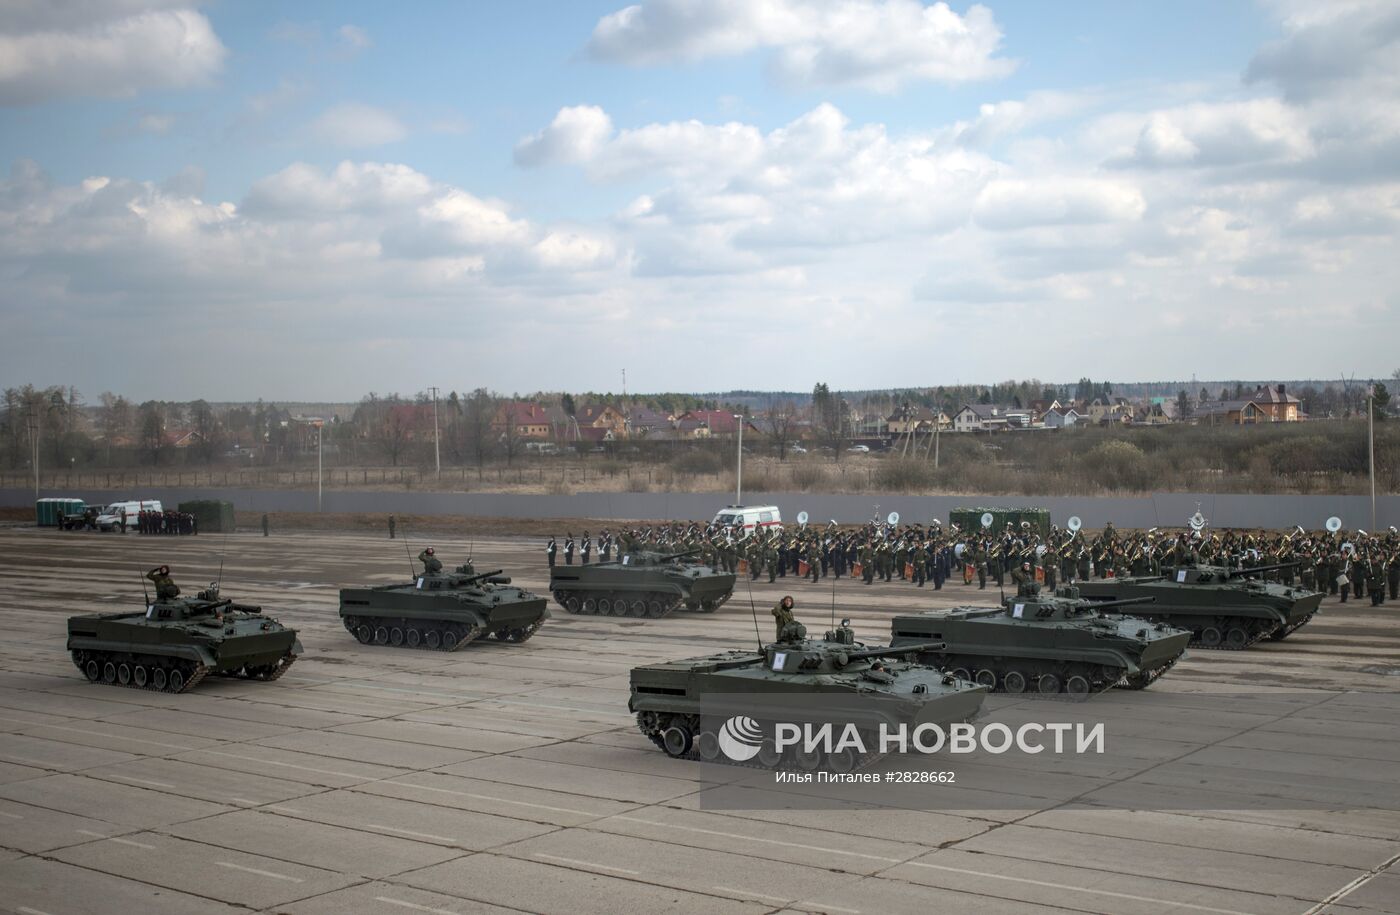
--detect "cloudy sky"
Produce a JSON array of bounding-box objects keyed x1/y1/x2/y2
[{"x1": 2, "y1": 0, "x2": 1397, "y2": 401}]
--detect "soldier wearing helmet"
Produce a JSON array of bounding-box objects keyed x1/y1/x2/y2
[{"x1": 418, "y1": 547, "x2": 442, "y2": 575}]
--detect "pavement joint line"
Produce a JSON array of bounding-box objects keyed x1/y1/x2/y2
[
  {"x1": 364, "y1": 823, "x2": 459, "y2": 843},
  {"x1": 533, "y1": 852, "x2": 641, "y2": 875},
  {"x1": 3, "y1": 717, "x2": 200, "y2": 752},
  {"x1": 610, "y1": 815, "x2": 904, "y2": 863},
  {"x1": 216, "y1": 860, "x2": 303, "y2": 882},
  {"x1": 199, "y1": 748, "x2": 380, "y2": 780},
  {"x1": 899, "y1": 860, "x2": 1262, "y2": 915},
  {"x1": 801, "y1": 902, "x2": 861, "y2": 914},
  {"x1": 366, "y1": 779, "x2": 605, "y2": 817},
  {"x1": 374, "y1": 896, "x2": 461, "y2": 915},
  {"x1": 100, "y1": 773, "x2": 176, "y2": 789},
  {"x1": 17, "y1": 907, "x2": 55, "y2": 915},
  {"x1": 1300, "y1": 848, "x2": 1400, "y2": 915},
  {"x1": 712, "y1": 884, "x2": 790, "y2": 904}
]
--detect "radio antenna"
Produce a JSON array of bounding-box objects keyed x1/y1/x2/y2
[
  {"x1": 215, "y1": 527, "x2": 230, "y2": 590},
  {"x1": 830, "y1": 555, "x2": 838, "y2": 633},
  {"x1": 744, "y1": 574, "x2": 763, "y2": 653},
  {"x1": 140, "y1": 570, "x2": 150, "y2": 607},
  {"x1": 403, "y1": 531, "x2": 416, "y2": 578}
]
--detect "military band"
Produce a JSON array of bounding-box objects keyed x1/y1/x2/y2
[{"x1": 539, "y1": 518, "x2": 1398, "y2": 603}]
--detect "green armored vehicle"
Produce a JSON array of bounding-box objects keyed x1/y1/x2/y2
[
  {"x1": 340, "y1": 549, "x2": 548, "y2": 650},
  {"x1": 890, "y1": 586, "x2": 1188, "y2": 698},
  {"x1": 67, "y1": 568, "x2": 301, "y2": 693},
  {"x1": 630, "y1": 616, "x2": 986, "y2": 771},
  {"x1": 551, "y1": 548, "x2": 736, "y2": 617},
  {"x1": 1075, "y1": 563, "x2": 1323, "y2": 649}
]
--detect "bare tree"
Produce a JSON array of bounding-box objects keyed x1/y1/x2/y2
[
  {"x1": 500, "y1": 393, "x2": 525, "y2": 466},
  {"x1": 812, "y1": 382, "x2": 848, "y2": 461},
  {"x1": 765, "y1": 399, "x2": 798, "y2": 461},
  {"x1": 138, "y1": 401, "x2": 167, "y2": 465},
  {"x1": 462, "y1": 388, "x2": 496, "y2": 477}
]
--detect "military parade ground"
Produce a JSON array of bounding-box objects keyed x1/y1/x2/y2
[{"x1": 1, "y1": 523, "x2": 1398, "y2": 915}]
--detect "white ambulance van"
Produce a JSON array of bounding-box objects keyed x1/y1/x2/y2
[
  {"x1": 96, "y1": 500, "x2": 162, "y2": 531},
  {"x1": 711, "y1": 504, "x2": 783, "y2": 533}
]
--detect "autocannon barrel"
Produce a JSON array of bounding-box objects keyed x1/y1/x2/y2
[
  {"x1": 845, "y1": 640, "x2": 947, "y2": 660},
  {"x1": 657, "y1": 548, "x2": 702, "y2": 563},
  {"x1": 460, "y1": 569, "x2": 505, "y2": 585},
  {"x1": 1227, "y1": 563, "x2": 1298, "y2": 579},
  {"x1": 1085, "y1": 596, "x2": 1156, "y2": 611}
]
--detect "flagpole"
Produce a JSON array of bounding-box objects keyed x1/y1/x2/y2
[{"x1": 1369, "y1": 384, "x2": 1376, "y2": 531}]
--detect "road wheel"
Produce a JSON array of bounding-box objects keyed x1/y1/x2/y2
[
  {"x1": 757, "y1": 740, "x2": 783, "y2": 768},
  {"x1": 424, "y1": 629, "x2": 442, "y2": 650},
  {"x1": 795, "y1": 747, "x2": 822, "y2": 771},
  {"x1": 647, "y1": 600, "x2": 665, "y2": 617},
  {"x1": 1225, "y1": 627, "x2": 1249, "y2": 649},
  {"x1": 974, "y1": 669, "x2": 997, "y2": 689},
  {"x1": 828, "y1": 748, "x2": 860, "y2": 774},
  {"x1": 662, "y1": 724, "x2": 693, "y2": 758},
  {"x1": 406, "y1": 628, "x2": 422, "y2": 648},
  {"x1": 950, "y1": 668, "x2": 971, "y2": 682},
  {"x1": 696, "y1": 731, "x2": 721, "y2": 761},
  {"x1": 117, "y1": 663, "x2": 131, "y2": 685},
  {"x1": 354, "y1": 624, "x2": 373, "y2": 644},
  {"x1": 373, "y1": 626, "x2": 389, "y2": 645},
  {"x1": 389, "y1": 627, "x2": 404, "y2": 647},
  {"x1": 597, "y1": 598, "x2": 612, "y2": 615},
  {"x1": 102, "y1": 661, "x2": 117, "y2": 683},
  {"x1": 132, "y1": 665, "x2": 148, "y2": 688},
  {"x1": 84, "y1": 659, "x2": 101, "y2": 682},
  {"x1": 1065, "y1": 675, "x2": 1092, "y2": 701},
  {"x1": 1002, "y1": 670, "x2": 1027, "y2": 693},
  {"x1": 577, "y1": 597, "x2": 592, "y2": 614},
  {"x1": 152, "y1": 667, "x2": 168, "y2": 690},
  {"x1": 168, "y1": 668, "x2": 185, "y2": 692},
  {"x1": 442, "y1": 630, "x2": 458, "y2": 650},
  {"x1": 629, "y1": 600, "x2": 647, "y2": 617},
  {"x1": 1037, "y1": 673, "x2": 1061, "y2": 695},
  {"x1": 1200, "y1": 626, "x2": 1223, "y2": 648}
]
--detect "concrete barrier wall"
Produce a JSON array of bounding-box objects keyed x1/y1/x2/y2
[{"x1": 4, "y1": 487, "x2": 1395, "y2": 529}]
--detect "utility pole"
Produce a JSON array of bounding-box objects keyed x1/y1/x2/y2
[
  {"x1": 429, "y1": 386, "x2": 441, "y2": 482},
  {"x1": 1369, "y1": 383, "x2": 1377, "y2": 531},
  {"x1": 25, "y1": 406, "x2": 39, "y2": 501},
  {"x1": 316, "y1": 421, "x2": 323, "y2": 513},
  {"x1": 734, "y1": 412, "x2": 744, "y2": 505}
]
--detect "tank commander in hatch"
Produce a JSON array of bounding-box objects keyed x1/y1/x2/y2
[
  {"x1": 771, "y1": 595, "x2": 806, "y2": 642},
  {"x1": 1011, "y1": 561, "x2": 1040, "y2": 597},
  {"x1": 418, "y1": 547, "x2": 443, "y2": 575},
  {"x1": 146, "y1": 565, "x2": 180, "y2": 600}
]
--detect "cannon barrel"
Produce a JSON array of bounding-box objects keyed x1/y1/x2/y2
[
  {"x1": 845, "y1": 640, "x2": 947, "y2": 660},
  {"x1": 459, "y1": 569, "x2": 505, "y2": 585},
  {"x1": 657, "y1": 548, "x2": 702, "y2": 563},
  {"x1": 1084, "y1": 596, "x2": 1156, "y2": 611},
  {"x1": 1227, "y1": 563, "x2": 1298, "y2": 579}
]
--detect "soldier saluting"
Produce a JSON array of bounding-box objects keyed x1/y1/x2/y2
[
  {"x1": 418, "y1": 547, "x2": 442, "y2": 575},
  {"x1": 146, "y1": 565, "x2": 180, "y2": 600}
]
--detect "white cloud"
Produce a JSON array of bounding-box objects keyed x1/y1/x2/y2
[
  {"x1": 1111, "y1": 100, "x2": 1313, "y2": 169},
  {"x1": 973, "y1": 179, "x2": 1146, "y2": 230},
  {"x1": 514, "y1": 105, "x2": 615, "y2": 166},
  {"x1": 338, "y1": 24, "x2": 371, "y2": 52},
  {"x1": 310, "y1": 103, "x2": 407, "y2": 147},
  {"x1": 0, "y1": 4, "x2": 227, "y2": 105},
  {"x1": 586, "y1": 0, "x2": 1016, "y2": 91}
]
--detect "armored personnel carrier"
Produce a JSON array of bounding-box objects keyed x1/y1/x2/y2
[
  {"x1": 1075, "y1": 563, "x2": 1322, "y2": 649},
  {"x1": 339, "y1": 557, "x2": 548, "y2": 650},
  {"x1": 890, "y1": 587, "x2": 1188, "y2": 698},
  {"x1": 629, "y1": 619, "x2": 986, "y2": 771},
  {"x1": 67, "y1": 580, "x2": 301, "y2": 693},
  {"x1": 551, "y1": 548, "x2": 736, "y2": 617}
]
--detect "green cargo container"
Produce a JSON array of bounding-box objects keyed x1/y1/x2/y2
[
  {"x1": 178, "y1": 500, "x2": 235, "y2": 533},
  {"x1": 36, "y1": 498, "x2": 86, "y2": 527},
  {"x1": 950, "y1": 506, "x2": 1051, "y2": 537}
]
